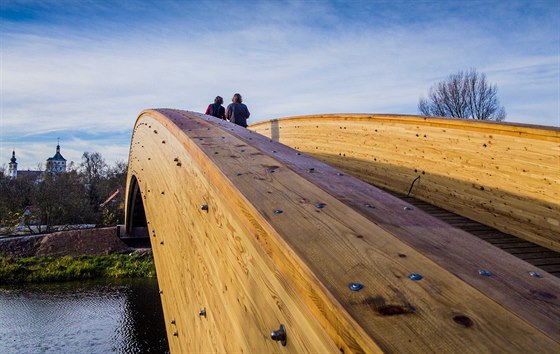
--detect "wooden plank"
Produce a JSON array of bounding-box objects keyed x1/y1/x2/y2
[
  {"x1": 508, "y1": 247, "x2": 552, "y2": 254},
  {"x1": 512, "y1": 252, "x2": 559, "y2": 260},
  {"x1": 498, "y1": 243, "x2": 549, "y2": 249},
  {"x1": 473, "y1": 232, "x2": 519, "y2": 239},
  {"x1": 251, "y1": 115, "x2": 560, "y2": 252},
  {"x1": 530, "y1": 258, "x2": 560, "y2": 266},
  {"x1": 539, "y1": 265, "x2": 560, "y2": 273},
  {"x1": 483, "y1": 239, "x2": 531, "y2": 245}
]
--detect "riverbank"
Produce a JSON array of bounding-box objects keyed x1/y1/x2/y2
[
  {"x1": 0, "y1": 227, "x2": 131, "y2": 257},
  {"x1": 0, "y1": 226, "x2": 155, "y2": 284},
  {"x1": 0, "y1": 252, "x2": 155, "y2": 284}
]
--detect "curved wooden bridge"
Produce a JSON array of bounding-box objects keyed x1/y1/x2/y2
[{"x1": 125, "y1": 109, "x2": 560, "y2": 353}]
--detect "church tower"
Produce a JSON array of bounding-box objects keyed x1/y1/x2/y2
[
  {"x1": 8, "y1": 150, "x2": 18, "y2": 178},
  {"x1": 46, "y1": 140, "x2": 67, "y2": 174}
]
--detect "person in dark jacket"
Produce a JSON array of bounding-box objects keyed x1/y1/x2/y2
[
  {"x1": 205, "y1": 96, "x2": 226, "y2": 119},
  {"x1": 226, "y1": 93, "x2": 250, "y2": 127}
]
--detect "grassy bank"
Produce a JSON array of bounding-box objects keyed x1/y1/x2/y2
[{"x1": 0, "y1": 253, "x2": 155, "y2": 284}]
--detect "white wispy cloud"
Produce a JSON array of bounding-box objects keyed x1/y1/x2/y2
[{"x1": 1, "y1": 0, "x2": 558, "y2": 169}]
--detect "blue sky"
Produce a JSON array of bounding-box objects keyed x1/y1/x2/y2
[{"x1": 1, "y1": 0, "x2": 559, "y2": 169}]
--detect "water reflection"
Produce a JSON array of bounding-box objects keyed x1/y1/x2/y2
[{"x1": 0, "y1": 278, "x2": 169, "y2": 353}]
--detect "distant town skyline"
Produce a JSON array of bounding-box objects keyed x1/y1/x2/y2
[
  {"x1": 6, "y1": 141, "x2": 68, "y2": 172},
  {"x1": 2, "y1": 0, "x2": 559, "y2": 169}
]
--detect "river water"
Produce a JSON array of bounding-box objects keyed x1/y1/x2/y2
[{"x1": 0, "y1": 278, "x2": 169, "y2": 353}]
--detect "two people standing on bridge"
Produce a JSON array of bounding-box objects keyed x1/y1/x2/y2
[{"x1": 205, "y1": 93, "x2": 250, "y2": 128}]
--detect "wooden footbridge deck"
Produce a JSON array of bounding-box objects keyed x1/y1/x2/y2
[
  {"x1": 398, "y1": 194, "x2": 560, "y2": 277},
  {"x1": 125, "y1": 109, "x2": 560, "y2": 353}
]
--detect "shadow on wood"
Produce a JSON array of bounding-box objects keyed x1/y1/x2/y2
[
  {"x1": 251, "y1": 114, "x2": 560, "y2": 252},
  {"x1": 126, "y1": 109, "x2": 560, "y2": 353}
]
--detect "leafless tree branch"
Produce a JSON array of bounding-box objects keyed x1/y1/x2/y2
[{"x1": 418, "y1": 68, "x2": 506, "y2": 121}]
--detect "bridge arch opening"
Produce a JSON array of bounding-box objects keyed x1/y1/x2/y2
[{"x1": 125, "y1": 175, "x2": 148, "y2": 237}]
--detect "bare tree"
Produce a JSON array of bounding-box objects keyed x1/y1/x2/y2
[
  {"x1": 418, "y1": 68, "x2": 506, "y2": 121},
  {"x1": 29, "y1": 171, "x2": 95, "y2": 233},
  {"x1": 80, "y1": 152, "x2": 107, "y2": 184}
]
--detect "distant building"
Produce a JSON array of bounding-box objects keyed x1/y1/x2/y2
[
  {"x1": 8, "y1": 150, "x2": 17, "y2": 178},
  {"x1": 17, "y1": 170, "x2": 44, "y2": 180},
  {"x1": 45, "y1": 143, "x2": 67, "y2": 174},
  {"x1": 6, "y1": 142, "x2": 67, "y2": 179}
]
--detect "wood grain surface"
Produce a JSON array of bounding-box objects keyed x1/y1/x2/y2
[
  {"x1": 126, "y1": 110, "x2": 560, "y2": 353},
  {"x1": 250, "y1": 114, "x2": 560, "y2": 252}
]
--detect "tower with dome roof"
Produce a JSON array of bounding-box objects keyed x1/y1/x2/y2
[{"x1": 45, "y1": 139, "x2": 67, "y2": 174}]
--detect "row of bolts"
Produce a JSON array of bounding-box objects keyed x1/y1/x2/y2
[
  {"x1": 161, "y1": 289, "x2": 286, "y2": 345},
  {"x1": 202, "y1": 200, "x2": 546, "y2": 283},
  {"x1": 155, "y1": 120, "x2": 291, "y2": 345},
  {"x1": 154, "y1": 201, "x2": 544, "y2": 347},
  {"x1": 150, "y1": 132, "x2": 544, "y2": 346}
]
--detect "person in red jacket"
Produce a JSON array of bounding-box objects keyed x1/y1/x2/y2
[{"x1": 205, "y1": 96, "x2": 226, "y2": 119}]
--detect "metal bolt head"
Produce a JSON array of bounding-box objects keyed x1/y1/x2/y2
[
  {"x1": 314, "y1": 203, "x2": 326, "y2": 209},
  {"x1": 199, "y1": 308, "x2": 207, "y2": 317},
  {"x1": 404, "y1": 206, "x2": 414, "y2": 211},
  {"x1": 348, "y1": 282, "x2": 364, "y2": 291},
  {"x1": 170, "y1": 319, "x2": 176, "y2": 324},
  {"x1": 172, "y1": 331, "x2": 178, "y2": 337},
  {"x1": 529, "y1": 271, "x2": 543, "y2": 278},
  {"x1": 408, "y1": 273, "x2": 423, "y2": 281},
  {"x1": 478, "y1": 269, "x2": 492, "y2": 277},
  {"x1": 200, "y1": 204, "x2": 209, "y2": 211},
  {"x1": 365, "y1": 203, "x2": 375, "y2": 209},
  {"x1": 273, "y1": 209, "x2": 283, "y2": 214},
  {"x1": 271, "y1": 324, "x2": 287, "y2": 346}
]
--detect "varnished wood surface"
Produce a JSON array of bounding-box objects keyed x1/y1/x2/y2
[
  {"x1": 126, "y1": 110, "x2": 560, "y2": 353},
  {"x1": 397, "y1": 194, "x2": 560, "y2": 277},
  {"x1": 126, "y1": 113, "x2": 340, "y2": 353},
  {"x1": 243, "y1": 113, "x2": 560, "y2": 341},
  {"x1": 250, "y1": 114, "x2": 560, "y2": 252}
]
